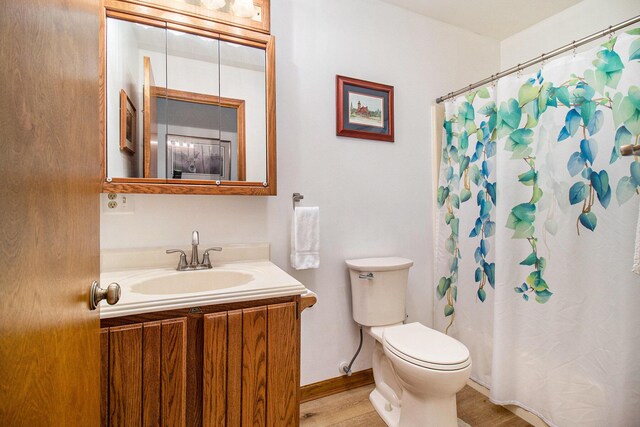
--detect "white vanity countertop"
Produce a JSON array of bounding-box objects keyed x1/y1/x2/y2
[{"x1": 99, "y1": 244, "x2": 311, "y2": 319}]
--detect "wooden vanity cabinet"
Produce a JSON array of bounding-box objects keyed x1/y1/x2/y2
[{"x1": 100, "y1": 297, "x2": 302, "y2": 427}]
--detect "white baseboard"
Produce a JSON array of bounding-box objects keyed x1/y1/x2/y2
[{"x1": 466, "y1": 380, "x2": 549, "y2": 427}]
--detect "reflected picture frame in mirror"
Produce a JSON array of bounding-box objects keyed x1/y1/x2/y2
[
  {"x1": 166, "y1": 134, "x2": 231, "y2": 180},
  {"x1": 119, "y1": 89, "x2": 137, "y2": 154}
]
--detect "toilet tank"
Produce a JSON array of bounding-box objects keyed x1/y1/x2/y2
[{"x1": 346, "y1": 257, "x2": 414, "y2": 326}]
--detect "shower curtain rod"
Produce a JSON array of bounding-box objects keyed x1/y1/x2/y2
[{"x1": 435, "y1": 14, "x2": 640, "y2": 104}]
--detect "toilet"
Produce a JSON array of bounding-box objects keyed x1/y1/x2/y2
[{"x1": 346, "y1": 257, "x2": 471, "y2": 427}]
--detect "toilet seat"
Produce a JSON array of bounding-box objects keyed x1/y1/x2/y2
[{"x1": 383, "y1": 323, "x2": 471, "y2": 371}]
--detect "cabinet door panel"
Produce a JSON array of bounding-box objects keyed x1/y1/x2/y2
[
  {"x1": 203, "y1": 312, "x2": 227, "y2": 427},
  {"x1": 242, "y1": 306, "x2": 267, "y2": 426},
  {"x1": 227, "y1": 310, "x2": 243, "y2": 427},
  {"x1": 267, "y1": 302, "x2": 299, "y2": 426},
  {"x1": 161, "y1": 318, "x2": 187, "y2": 427},
  {"x1": 143, "y1": 322, "x2": 162, "y2": 427},
  {"x1": 109, "y1": 324, "x2": 143, "y2": 427}
]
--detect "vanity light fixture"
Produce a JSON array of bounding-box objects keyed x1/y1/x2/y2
[
  {"x1": 200, "y1": 0, "x2": 226, "y2": 9},
  {"x1": 232, "y1": 0, "x2": 255, "y2": 18}
]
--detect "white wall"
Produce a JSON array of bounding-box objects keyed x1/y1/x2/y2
[
  {"x1": 501, "y1": 0, "x2": 640, "y2": 69},
  {"x1": 100, "y1": 0, "x2": 500, "y2": 385}
]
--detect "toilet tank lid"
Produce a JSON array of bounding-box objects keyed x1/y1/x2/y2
[{"x1": 345, "y1": 257, "x2": 413, "y2": 272}]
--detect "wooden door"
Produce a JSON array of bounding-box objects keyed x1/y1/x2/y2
[{"x1": 0, "y1": 0, "x2": 101, "y2": 426}]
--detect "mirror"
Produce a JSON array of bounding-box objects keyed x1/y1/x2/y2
[{"x1": 104, "y1": 16, "x2": 273, "y2": 193}]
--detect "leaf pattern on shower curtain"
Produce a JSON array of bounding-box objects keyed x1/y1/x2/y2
[
  {"x1": 438, "y1": 27, "x2": 640, "y2": 325},
  {"x1": 501, "y1": 70, "x2": 554, "y2": 304},
  {"x1": 437, "y1": 87, "x2": 497, "y2": 333},
  {"x1": 504, "y1": 31, "x2": 640, "y2": 304}
]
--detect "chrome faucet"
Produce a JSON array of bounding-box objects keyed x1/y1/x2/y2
[
  {"x1": 190, "y1": 231, "x2": 200, "y2": 267},
  {"x1": 166, "y1": 231, "x2": 222, "y2": 271}
]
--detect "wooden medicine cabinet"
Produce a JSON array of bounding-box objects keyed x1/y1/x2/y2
[{"x1": 100, "y1": 0, "x2": 276, "y2": 195}]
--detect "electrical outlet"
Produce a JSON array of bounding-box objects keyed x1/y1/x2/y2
[{"x1": 102, "y1": 193, "x2": 135, "y2": 214}]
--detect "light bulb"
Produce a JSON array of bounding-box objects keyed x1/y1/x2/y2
[
  {"x1": 232, "y1": 0, "x2": 255, "y2": 18},
  {"x1": 200, "y1": 0, "x2": 225, "y2": 9}
]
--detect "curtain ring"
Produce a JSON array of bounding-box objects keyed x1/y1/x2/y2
[
  {"x1": 572, "y1": 41, "x2": 577, "y2": 58},
  {"x1": 516, "y1": 64, "x2": 522, "y2": 79},
  {"x1": 608, "y1": 25, "x2": 613, "y2": 40}
]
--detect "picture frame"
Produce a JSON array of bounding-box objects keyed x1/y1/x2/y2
[
  {"x1": 336, "y1": 75, "x2": 394, "y2": 142},
  {"x1": 119, "y1": 89, "x2": 136, "y2": 154},
  {"x1": 166, "y1": 134, "x2": 232, "y2": 181}
]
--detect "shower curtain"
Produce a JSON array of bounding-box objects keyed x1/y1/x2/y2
[{"x1": 435, "y1": 28, "x2": 640, "y2": 427}]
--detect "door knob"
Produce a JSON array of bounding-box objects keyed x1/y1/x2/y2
[{"x1": 90, "y1": 281, "x2": 121, "y2": 310}]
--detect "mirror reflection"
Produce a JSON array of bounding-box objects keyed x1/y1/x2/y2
[{"x1": 105, "y1": 17, "x2": 267, "y2": 183}]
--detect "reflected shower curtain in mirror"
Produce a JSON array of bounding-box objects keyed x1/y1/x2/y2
[{"x1": 435, "y1": 29, "x2": 640, "y2": 427}]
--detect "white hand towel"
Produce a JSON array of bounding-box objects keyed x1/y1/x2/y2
[
  {"x1": 291, "y1": 207, "x2": 320, "y2": 270},
  {"x1": 633, "y1": 200, "x2": 640, "y2": 275}
]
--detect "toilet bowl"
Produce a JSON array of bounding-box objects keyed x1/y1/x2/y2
[{"x1": 346, "y1": 257, "x2": 471, "y2": 427}]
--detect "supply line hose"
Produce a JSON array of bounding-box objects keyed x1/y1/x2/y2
[{"x1": 342, "y1": 326, "x2": 363, "y2": 376}]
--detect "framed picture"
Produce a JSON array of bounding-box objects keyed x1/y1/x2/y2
[
  {"x1": 166, "y1": 134, "x2": 232, "y2": 181},
  {"x1": 119, "y1": 89, "x2": 136, "y2": 154},
  {"x1": 336, "y1": 75, "x2": 394, "y2": 142}
]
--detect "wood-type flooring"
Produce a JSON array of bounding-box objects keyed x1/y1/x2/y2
[{"x1": 300, "y1": 384, "x2": 532, "y2": 427}]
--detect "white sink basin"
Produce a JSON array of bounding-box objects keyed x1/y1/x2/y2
[
  {"x1": 130, "y1": 269, "x2": 253, "y2": 295},
  {"x1": 99, "y1": 260, "x2": 307, "y2": 319}
]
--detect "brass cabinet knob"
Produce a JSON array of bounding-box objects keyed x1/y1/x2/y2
[{"x1": 90, "y1": 281, "x2": 121, "y2": 310}]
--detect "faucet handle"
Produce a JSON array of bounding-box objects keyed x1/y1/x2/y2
[
  {"x1": 202, "y1": 247, "x2": 222, "y2": 268},
  {"x1": 166, "y1": 249, "x2": 188, "y2": 270}
]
